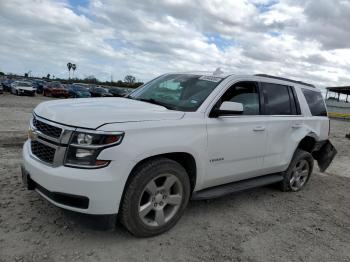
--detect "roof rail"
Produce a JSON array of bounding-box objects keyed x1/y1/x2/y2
[{"x1": 255, "y1": 74, "x2": 315, "y2": 88}]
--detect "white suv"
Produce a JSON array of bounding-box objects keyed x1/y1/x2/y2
[{"x1": 22, "y1": 72, "x2": 337, "y2": 237}]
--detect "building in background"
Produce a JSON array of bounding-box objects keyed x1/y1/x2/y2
[{"x1": 326, "y1": 86, "x2": 350, "y2": 119}]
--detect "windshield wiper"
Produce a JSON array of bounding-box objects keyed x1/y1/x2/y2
[{"x1": 136, "y1": 98, "x2": 176, "y2": 110}]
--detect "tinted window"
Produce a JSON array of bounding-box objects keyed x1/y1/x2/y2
[
  {"x1": 50, "y1": 82, "x2": 61, "y2": 88},
  {"x1": 17, "y1": 82, "x2": 32, "y2": 87},
  {"x1": 96, "y1": 87, "x2": 107, "y2": 93},
  {"x1": 262, "y1": 82, "x2": 293, "y2": 115},
  {"x1": 302, "y1": 89, "x2": 327, "y2": 116},
  {"x1": 220, "y1": 81, "x2": 260, "y2": 115},
  {"x1": 71, "y1": 85, "x2": 88, "y2": 92}
]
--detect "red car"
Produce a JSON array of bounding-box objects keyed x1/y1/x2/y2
[{"x1": 43, "y1": 82, "x2": 69, "y2": 98}]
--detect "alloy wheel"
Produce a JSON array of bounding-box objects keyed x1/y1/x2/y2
[
  {"x1": 290, "y1": 159, "x2": 310, "y2": 191},
  {"x1": 138, "y1": 174, "x2": 183, "y2": 227}
]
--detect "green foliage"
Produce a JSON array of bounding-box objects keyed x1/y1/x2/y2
[
  {"x1": 0, "y1": 72, "x2": 4, "y2": 76},
  {"x1": 55, "y1": 75, "x2": 143, "y2": 89}
]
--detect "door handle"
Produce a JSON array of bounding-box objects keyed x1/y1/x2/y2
[
  {"x1": 253, "y1": 126, "x2": 265, "y2": 131},
  {"x1": 292, "y1": 123, "x2": 303, "y2": 129}
]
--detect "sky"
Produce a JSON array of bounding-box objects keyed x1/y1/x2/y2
[{"x1": 0, "y1": 0, "x2": 350, "y2": 88}]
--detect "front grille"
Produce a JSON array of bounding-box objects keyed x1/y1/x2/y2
[
  {"x1": 33, "y1": 117, "x2": 62, "y2": 138},
  {"x1": 31, "y1": 141, "x2": 56, "y2": 164}
]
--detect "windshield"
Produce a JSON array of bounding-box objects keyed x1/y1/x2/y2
[
  {"x1": 71, "y1": 85, "x2": 88, "y2": 92},
  {"x1": 17, "y1": 82, "x2": 32, "y2": 87},
  {"x1": 130, "y1": 74, "x2": 223, "y2": 111},
  {"x1": 50, "y1": 82, "x2": 62, "y2": 88},
  {"x1": 95, "y1": 87, "x2": 107, "y2": 93}
]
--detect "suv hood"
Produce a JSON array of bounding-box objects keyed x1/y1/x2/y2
[{"x1": 34, "y1": 98, "x2": 185, "y2": 129}]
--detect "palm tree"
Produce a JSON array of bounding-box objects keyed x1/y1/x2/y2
[
  {"x1": 67, "y1": 62, "x2": 72, "y2": 79},
  {"x1": 71, "y1": 64, "x2": 77, "y2": 78}
]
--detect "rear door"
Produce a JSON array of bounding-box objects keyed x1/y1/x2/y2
[{"x1": 259, "y1": 82, "x2": 304, "y2": 173}]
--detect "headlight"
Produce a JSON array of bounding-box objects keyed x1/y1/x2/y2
[{"x1": 64, "y1": 131, "x2": 124, "y2": 168}]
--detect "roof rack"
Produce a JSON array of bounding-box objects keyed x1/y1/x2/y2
[{"x1": 255, "y1": 74, "x2": 315, "y2": 88}]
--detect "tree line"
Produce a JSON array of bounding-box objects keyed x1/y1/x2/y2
[
  {"x1": 53, "y1": 75, "x2": 143, "y2": 89},
  {"x1": 1, "y1": 71, "x2": 144, "y2": 89}
]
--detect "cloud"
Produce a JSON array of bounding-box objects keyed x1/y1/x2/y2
[{"x1": 0, "y1": 0, "x2": 349, "y2": 88}]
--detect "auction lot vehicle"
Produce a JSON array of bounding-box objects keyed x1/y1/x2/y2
[
  {"x1": 108, "y1": 87, "x2": 129, "y2": 97},
  {"x1": 11, "y1": 81, "x2": 36, "y2": 96},
  {"x1": 1, "y1": 79, "x2": 13, "y2": 92},
  {"x1": 32, "y1": 79, "x2": 47, "y2": 94},
  {"x1": 22, "y1": 72, "x2": 337, "y2": 237},
  {"x1": 66, "y1": 84, "x2": 91, "y2": 98},
  {"x1": 43, "y1": 81, "x2": 69, "y2": 98},
  {"x1": 89, "y1": 86, "x2": 113, "y2": 97}
]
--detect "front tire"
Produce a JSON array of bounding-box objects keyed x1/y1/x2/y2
[
  {"x1": 280, "y1": 149, "x2": 314, "y2": 192},
  {"x1": 120, "y1": 158, "x2": 190, "y2": 237}
]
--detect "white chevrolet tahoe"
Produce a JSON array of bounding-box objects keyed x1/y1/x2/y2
[{"x1": 22, "y1": 72, "x2": 337, "y2": 237}]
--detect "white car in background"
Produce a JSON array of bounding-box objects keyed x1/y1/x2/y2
[{"x1": 11, "y1": 81, "x2": 36, "y2": 96}]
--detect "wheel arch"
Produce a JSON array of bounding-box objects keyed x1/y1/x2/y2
[
  {"x1": 284, "y1": 132, "x2": 319, "y2": 171},
  {"x1": 122, "y1": 152, "x2": 197, "y2": 202},
  {"x1": 138, "y1": 152, "x2": 195, "y2": 191},
  {"x1": 297, "y1": 134, "x2": 318, "y2": 153}
]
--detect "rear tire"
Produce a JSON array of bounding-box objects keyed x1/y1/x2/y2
[
  {"x1": 279, "y1": 149, "x2": 314, "y2": 192},
  {"x1": 120, "y1": 158, "x2": 190, "y2": 237}
]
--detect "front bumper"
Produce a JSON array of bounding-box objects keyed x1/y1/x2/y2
[
  {"x1": 22, "y1": 140, "x2": 131, "y2": 215},
  {"x1": 51, "y1": 90, "x2": 69, "y2": 97},
  {"x1": 19, "y1": 89, "x2": 35, "y2": 95}
]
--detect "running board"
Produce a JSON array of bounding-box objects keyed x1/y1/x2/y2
[{"x1": 191, "y1": 174, "x2": 283, "y2": 200}]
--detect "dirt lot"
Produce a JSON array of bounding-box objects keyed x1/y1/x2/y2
[{"x1": 0, "y1": 93, "x2": 349, "y2": 262}]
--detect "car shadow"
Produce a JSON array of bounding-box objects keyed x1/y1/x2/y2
[
  {"x1": 58, "y1": 184, "x2": 281, "y2": 234},
  {"x1": 61, "y1": 210, "x2": 118, "y2": 231}
]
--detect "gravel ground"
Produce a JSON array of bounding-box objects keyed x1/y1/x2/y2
[{"x1": 0, "y1": 93, "x2": 349, "y2": 262}]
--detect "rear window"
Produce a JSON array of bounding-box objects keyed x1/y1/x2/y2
[
  {"x1": 261, "y1": 82, "x2": 295, "y2": 115},
  {"x1": 302, "y1": 89, "x2": 327, "y2": 116}
]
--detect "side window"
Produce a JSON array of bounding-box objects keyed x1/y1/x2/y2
[
  {"x1": 220, "y1": 81, "x2": 260, "y2": 115},
  {"x1": 261, "y1": 82, "x2": 294, "y2": 115},
  {"x1": 302, "y1": 88, "x2": 327, "y2": 116}
]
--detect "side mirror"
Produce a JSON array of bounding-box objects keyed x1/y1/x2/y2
[{"x1": 211, "y1": 101, "x2": 244, "y2": 117}]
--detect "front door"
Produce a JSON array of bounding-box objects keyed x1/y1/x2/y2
[{"x1": 205, "y1": 81, "x2": 267, "y2": 187}]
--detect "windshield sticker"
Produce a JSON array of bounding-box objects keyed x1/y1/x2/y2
[{"x1": 199, "y1": 76, "x2": 223, "y2": 82}]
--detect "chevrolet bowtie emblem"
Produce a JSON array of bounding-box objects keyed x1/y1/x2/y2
[{"x1": 28, "y1": 128, "x2": 38, "y2": 140}]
